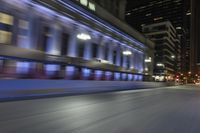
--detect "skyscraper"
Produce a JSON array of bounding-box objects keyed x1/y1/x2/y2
[
  {"x1": 125, "y1": 0, "x2": 190, "y2": 74},
  {"x1": 190, "y1": 0, "x2": 200, "y2": 74},
  {"x1": 143, "y1": 21, "x2": 181, "y2": 81}
]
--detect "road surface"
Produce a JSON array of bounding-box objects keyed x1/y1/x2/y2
[{"x1": 1, "y1": 85, "x2": 200, "y2": 133}]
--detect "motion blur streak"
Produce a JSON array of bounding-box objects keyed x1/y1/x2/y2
[
  {"x1": 1, "y1": 85, "x2": 200, "y2": 133},
  {"x1": 0, "y1": 0, "x2": 146, "y2": 80}
]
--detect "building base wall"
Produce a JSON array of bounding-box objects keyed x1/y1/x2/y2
[{"x1": 0, "y1": 79, "x2": 175, "y2": 101}]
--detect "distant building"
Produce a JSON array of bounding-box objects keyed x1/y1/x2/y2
[
  {"x1": 143, "y1": 21, "x2": 181, "y2": 81},
  {"x1": 190, "y1": 0, "x2": 200, "y2": 75},
  {"x1": 126, "y1": 0, "x2": 190, "y2": 74}
]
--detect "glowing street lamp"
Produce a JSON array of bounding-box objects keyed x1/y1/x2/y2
[
  {"x1": 156, "y1": 63, "x2": 164, "y2": 67},
  {"x1": 77, "y1": 33, "x2": 91, "y2": 40},
  {"x1": 122, "y1": 50, "x2": 132, "y2": 56},
  {"x1": 171, "y1": 55, "x2": 175, "y2": 59},
  {"x1": 145, "y1": 57, "x2": 152, "y2": 63}
]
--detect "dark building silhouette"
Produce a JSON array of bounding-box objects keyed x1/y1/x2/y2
[
  {"x1": 142, "y1": 21, "x2": 181, "y2": 81},
  {"x1": 93, "y1": 0, "x2": 127, "y2": 20},
  {"x1": 190, "y1": 0, "x2": 200, "y2": 74},
  {"x1": 125, "y1": 0, "x2": 190, "y2": 74}
]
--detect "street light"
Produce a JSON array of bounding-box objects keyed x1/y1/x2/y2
[
  {"x1": 122, "y1": 50, "x2": 132, "y2": 56},
  {"x1": 77, "y1": 33, "x2": 91, "y2": 40},
  {"x1": 171, "y1": 55, "x2": 175, "y2": 59},
  {"x1": 145, "y1": 57, "x2": 152, "y2": 63},
  {"x1": 156, "y1": 63, "x2": 164, "y2": 67},
  {"x1": 145, "y1": 67, "x2": 148, "y2": 71},
  {"x1": 186, "y1": 12, "x2": 191, "y2": 16}
]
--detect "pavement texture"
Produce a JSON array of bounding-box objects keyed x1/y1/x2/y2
[{"x1": 1, "y1": 85, "x2": 200, "y2": 133}]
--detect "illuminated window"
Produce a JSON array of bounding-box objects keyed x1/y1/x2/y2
[
  {"x1": 0, "y1": 30, "x2": 12, "y2": 44},
  {"x1": 80, "y1": 0, "x2": 88, "y2": 6},
  {"x1": 126, "y1": 12, "x2": 131, "y2": 16},
  {"x1": 145, "y1": 13, "x2": 151, "y2": 16},
  {"x1": 154, "y1": 17, "x2": 163, "y2": 21},
  {"x1": 88, "y1": 2, "x2": 95, "y2": 11},
  {"x1": 0, "y1": 12, "x2": 13, "y2": 25}
]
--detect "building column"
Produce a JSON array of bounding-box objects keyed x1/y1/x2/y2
[
  {"x1": 133, "y1": 52, "x2": 138, "y2": 81},
  {"x1": 130, "y1": 50, "x2": 134, "y2": 70},
  {"x1": 97, "y1": 37, "x2": 106, "y2": 60},
  {"x1": 95, "y1": 37, "x2": 106, "y2": 80},
  {"x1": 67, "y1": 28, "x2": 79, "y2": 57},
  {"x1": 82, "y1": 35, "x2": 92, "y2": 80},
  {"x1": 128, "y1": 50, "x2": 134, "y2": 81},
  {"x1": 107, "y1": 41, "x2": 114, "y2": 64},
  {"x1": 83, "y1": 39, "x2": 92, "y2": 60},
  {"x1": 115, "y1": 45, "x2": 121, "y2": 66},
  {"x1": 122, "y1": 49, "x2": 128, "y2": 68},
  {"x1": 45, "y1": 22, "x2": 62, "y2": 78},
  {"x1": 65, "y1": 27, "x2": 79, "y2": 79},
  {"x1": 105, "y1": 40, "x2": 114, "y2": 80},
  {"x1": 46, "y1": 23, "x2": 62, "y2": 55},
  {"x1": 122, "y1": 48, "x2": 128, "y2": 80},
  {"x1": 18, "y1": 13, "x2": 39, "y2": 49},
  {"x1": 133, "y1": 52, "x2": 138, "y2": 71},
  {"x1": 114, "y1": 45, "x2": 121, "y2": 80},
  {"x1": 16, "y1": 13, "x2": 40, "y2": 76}
]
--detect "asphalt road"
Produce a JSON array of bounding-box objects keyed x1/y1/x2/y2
[{"x1": 1, "y1": 85, "x2": 200, "y2": 133}]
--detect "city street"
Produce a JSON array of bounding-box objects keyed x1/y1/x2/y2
[
  {"x1": 0, "y1": 0, "x2": 199, "y2": 133},
  {"x1": 1, "y1": 85, "x2": 200, "y2": 133}
]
